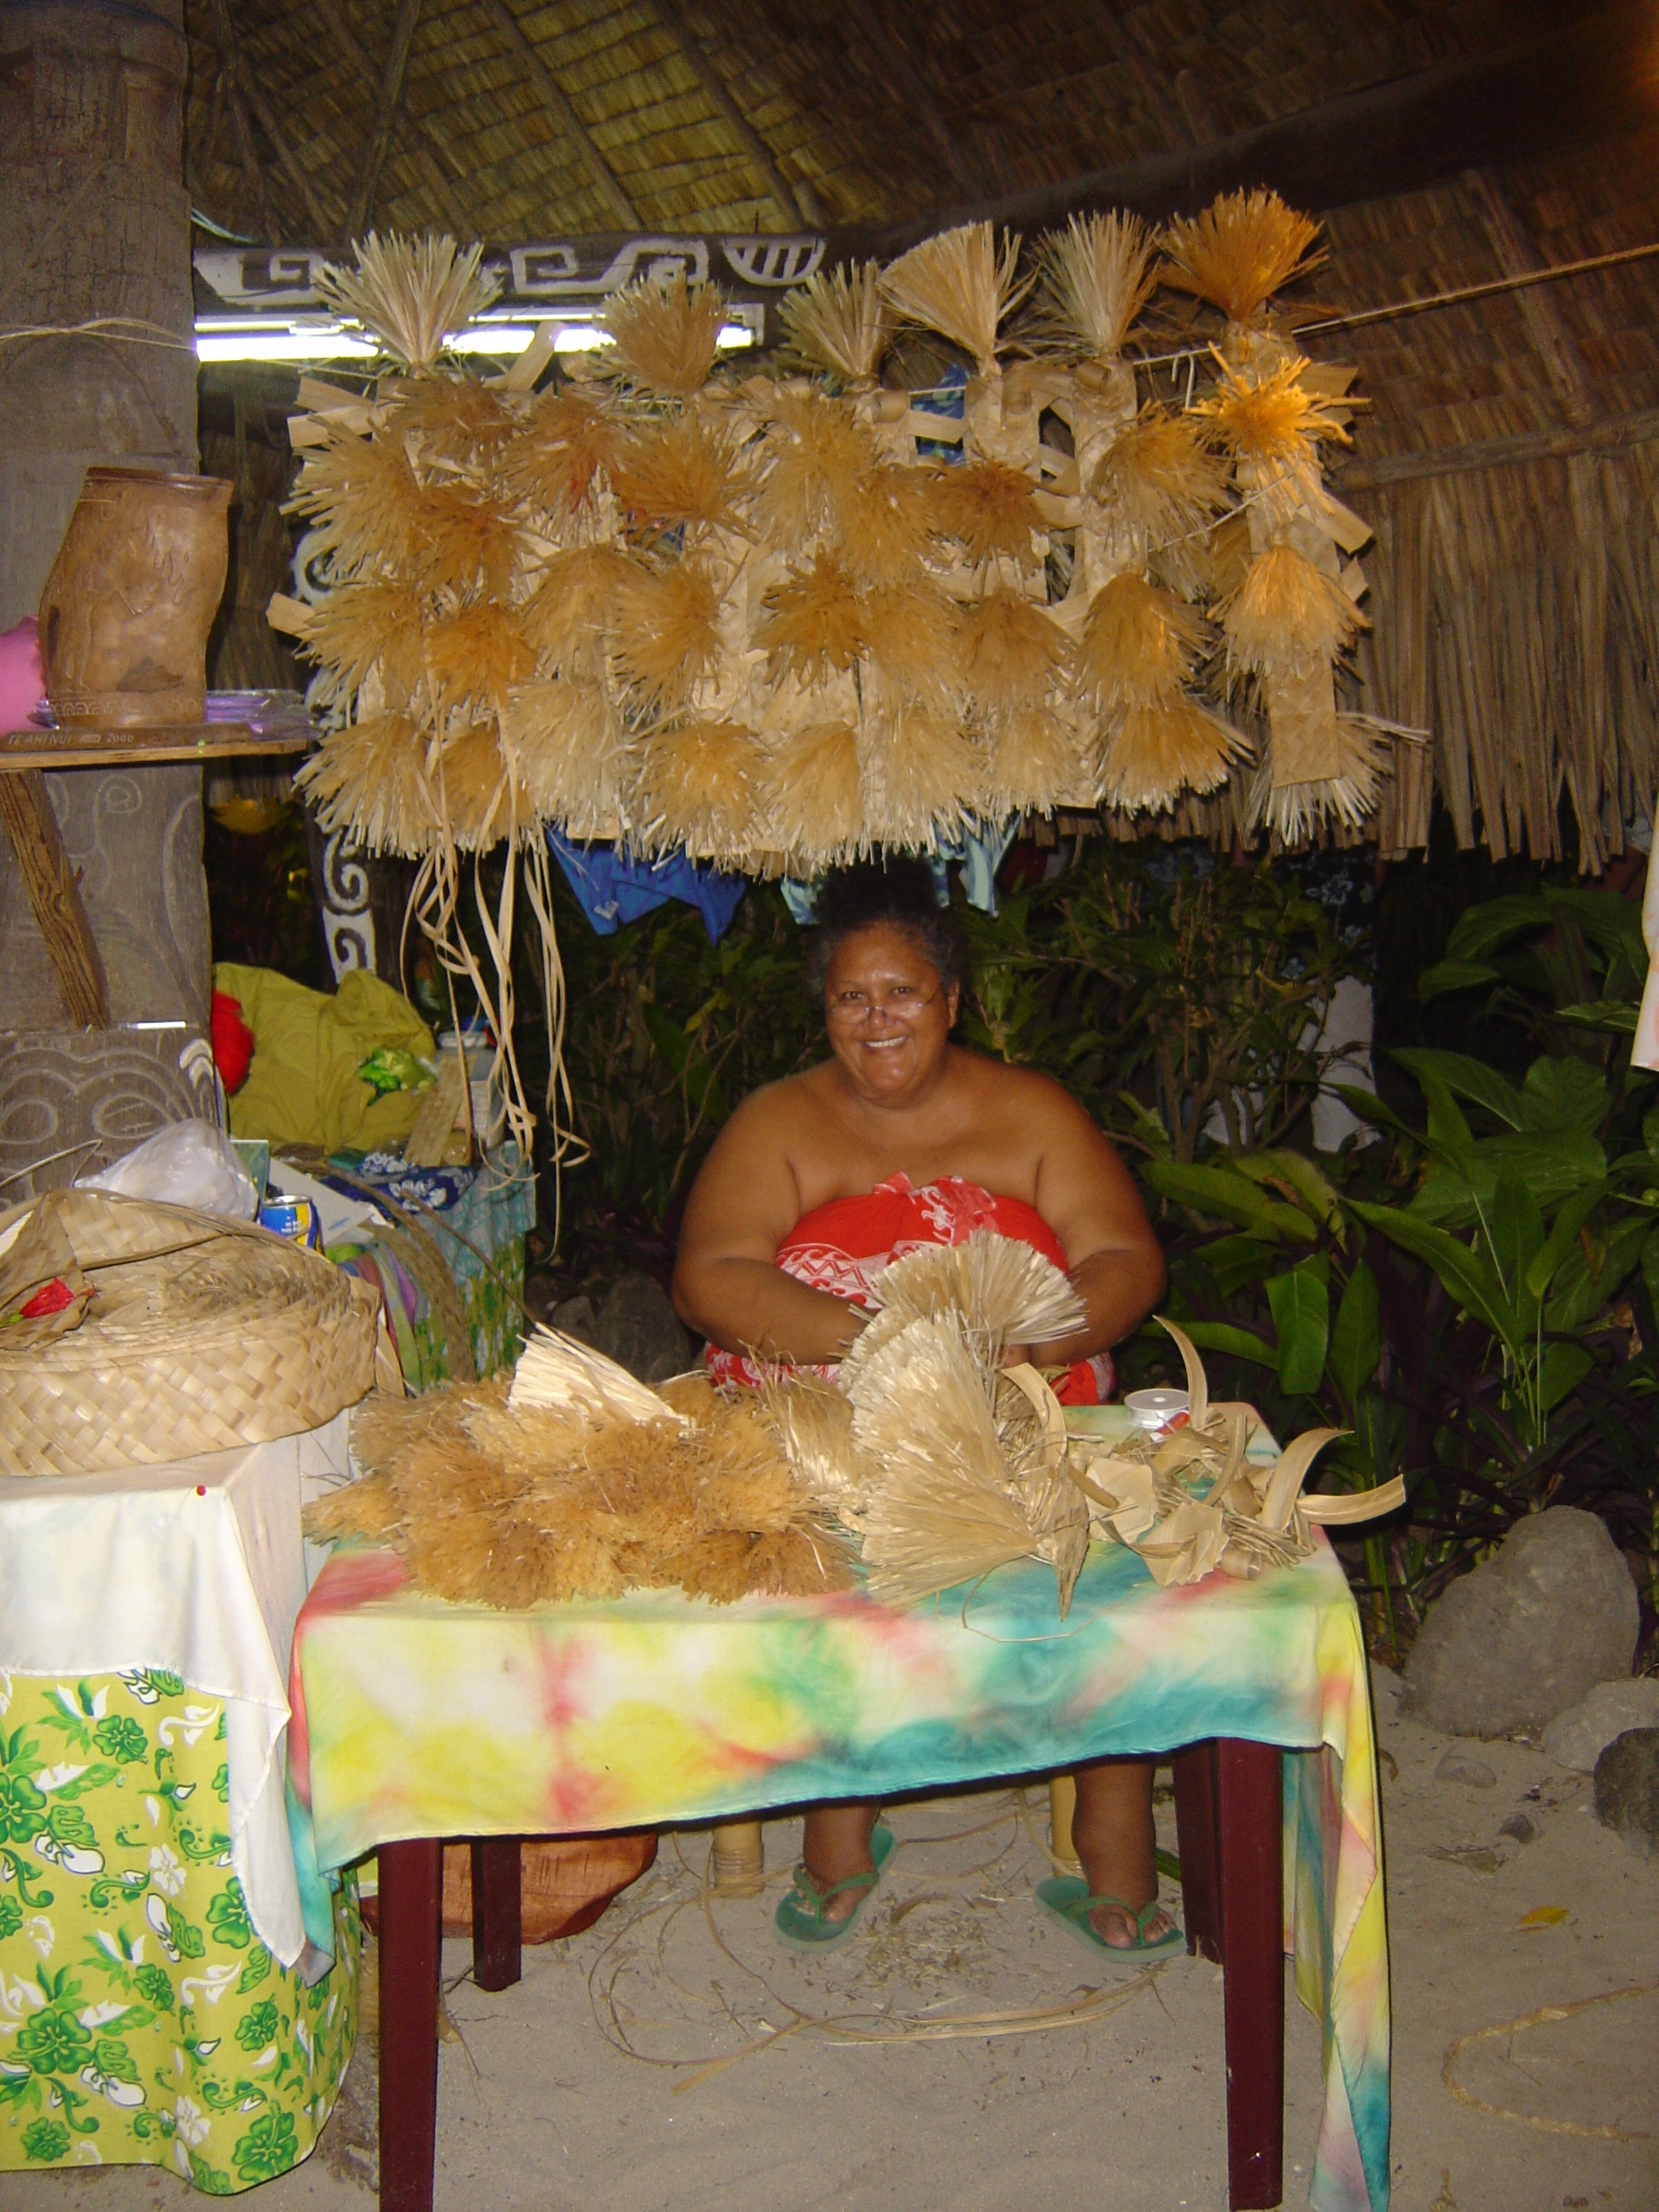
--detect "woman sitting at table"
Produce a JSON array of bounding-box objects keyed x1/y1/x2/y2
[{"x1": 672, "y1": 860, "x2": 1175, "y2": 1957}]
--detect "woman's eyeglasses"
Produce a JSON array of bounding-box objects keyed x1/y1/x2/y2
[{"x1": 826, "y1": 986, "x2": 941, "y2": 1027}]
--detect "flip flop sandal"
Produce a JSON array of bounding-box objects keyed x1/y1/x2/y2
[
  {"x1": 1035, "y1": 1876, "x2": 1185, "y2": 1964},
  {"x1": 774, "y1": 1821, "x2": 895, "y2": 1950}
]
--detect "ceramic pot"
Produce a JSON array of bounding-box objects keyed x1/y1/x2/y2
[{"x1": 38, "y1": 468, "x2": 231, "y2": 728}]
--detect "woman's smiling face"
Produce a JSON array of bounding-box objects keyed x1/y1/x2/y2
[{"x1": 822, "y1": 923, "x2": 960, "y2": 1105}]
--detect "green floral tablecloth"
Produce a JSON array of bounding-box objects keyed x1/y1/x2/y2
[{"x1": 1, "y1": 1670, "x2": 358, "y2": 2191}]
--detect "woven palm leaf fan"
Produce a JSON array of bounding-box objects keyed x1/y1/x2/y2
[{"x1": 315, "y1": 232, "x2": 501, "y2": 369}]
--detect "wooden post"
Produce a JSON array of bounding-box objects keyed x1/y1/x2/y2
[
  {"x1": 348, "y1": 0, "x2": 426, "y2": 238},
  {"x1": 469, "y1": 1837, "x2": 522, "y2": 1993},
  {"x1": 378, "y1": 1838, "x2": 442, "y2": 2212},
  {"x1": 0, "y1": 771, "x2": 108, "y2": 1029},
  {"x1": 1216, "y1": 1740, "x2": 1284, "y2": 2212}
]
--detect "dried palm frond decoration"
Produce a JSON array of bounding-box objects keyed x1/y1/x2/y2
[
  {"x1": 1098, "y1": 696, "x2": 1246, "y2": 812},
  {"x1": 315, "y1": 232, "x2": 501, "y2": 369},
  {"x1": 879, "y1": 222, "x2": 1029, "y2": 377},
  {"x1": 306, "y1": 1336, "x2": 851, "y2": 1609},
  {"x1": 841, "y1": 1231, "x2": 1085, "y2": 1382},
  {"x1": 762, "y1": 717, "x2": 864, "y2": 869},
  {"x1": 1220, "y1": 542, "x2": 1367, "y2": 678},
  {"x1": 636, "y1": 719, "x2": 760, "y2": 859},
  {"x1": 1160, "y1": 189, "x2": 1323, "y2": 328},
  {"x1": 1033, "y1": 212, "x2": 1155, "y2": 361},
  {"x1": 779, "y1": 261, "x2": 888, "y2": 385},
  {"x1": 600, "y1": 271, "x2": 728, "y2": 397},
  {"x1": 1091, "y1": 405, "x2": 1231, "y2": 560}
]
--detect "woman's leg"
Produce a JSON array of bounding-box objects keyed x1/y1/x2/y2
[
  {"x1": 1070, "y1": 1756, "x2": 1177, "y2": 1948},
  {"x1": 798, "y1": 1801, "x2": 879, "y2": 1924}
]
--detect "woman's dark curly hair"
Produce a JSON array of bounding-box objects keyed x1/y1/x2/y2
[{"x1": 805, "y1": 859, "x2": 967, "y2": 995}]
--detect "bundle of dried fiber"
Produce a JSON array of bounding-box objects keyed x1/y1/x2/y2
[
  {"x1": 755, "y1": 389, "x2": 879, "y2": 550},
  {"x1": 1099, "y1": 696, "x2": 1246, "y2": 813},
  {"x1": 600, "y1": 271, "x2": 728, "y2": 397},
  {"x1": 294, "y1": 578, "x2": 427, "y2": 711},
  {"x1": 1159, "y1": 189, "x2": 1323, "y2": 327},
  {"x1": 429, "y1": 721, "x2": 510, "y2": 848},
  {"x1": 288, "y1": 416, "x2": 425, "y2": 576},
  {"x1": 879, "y1": 222, "x2": 1029, "y2": 376},
  {"x1": 424, "y1": 603, "x2": 535, "y2": 720},
  {"x1": 862, "y1": 583, "x2": 960, "y2": 705},
  {"x1": 1091, "y1": 406, "x2": 1231, "y2": 567},
  {"x1": 519, "y1": 544, "x2": 632, "y2": 673},
  {"x1": 1032, "y1": 211, "x2": 1155, "y2": 360},
  {"x1": 608, "y1": 556, "x2": 725, "y2": 712},
  {"x1": 931, "y1": 459, "x2": 1045, "y2": 573},
  {"x1": 844, "y1": 1230, "x2": 1085, "y2": 1385},
  {"x1": 756, "y1": 552, "x2": 868, "y2": 684},
  {"x1": 762, "y1": 1371, "x2": 871, "y2": 1516},
  {"x1": 509, "y1": 1324, "x2": 683, "y2": 1425},
  {"x1": 505, "y1": 388, "x2": 621, "y2": 522},
  {"x1": 858, "y1": 696, "x2": 977, "y2": 850},
  {"x1": 402, "y1": 479, "x2": 521, "y2": 598},
  {"x1": 958, "y1": 591, "x2": 1071, "y2": 709},
  {"x1": 294, "y1": 714, "x2": 435, "y2": 857},
  {"x1": 315, "y1": 232, "x2": 500, "y2": 369},
  {"x1": 762, "y1": 719, "x2": 864, "y2": 868},
  {"x1": 393, "y1": 376, "x2": 521, "y2": 466},
  {"x1": 1193, "y1": 357, "x2": 1351, "y2": 530},
  {"x1": 1220, "y1": 542, "x2": 1366, "y2": 680},
  {"x1": 1244, "y1": 718, "x2": 1389, "y2": 843},
  {"x1": 610, "y1": 412, "x2": 752, "y2": 545},
  {"x1": 981, "y1": 705, "x2": 1093, "y2": 818},
  {"x1": 829, "y1": 463, "x2": 942, "y2": 588},
  {"x1": 778, "y1": 261, "x2": 888, "y2": 385},
  {"x1": 1076, "y1": 571, "x2": 1208, "y2": 713},
  {"x1": 502, "y1": 678, "x2": 628, "y2": 839},
  {"x1": 635, "y1": 720, "x2": 760, "y2": 859}
]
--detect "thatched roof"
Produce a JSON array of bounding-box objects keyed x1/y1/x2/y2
[{"x1": 189, "y1": 0, "x2": 1659, "y2": 864}]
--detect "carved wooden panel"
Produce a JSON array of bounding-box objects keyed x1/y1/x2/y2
[{"x1": 0, "y1": 1024, "x2": 217, "y2": 1199}]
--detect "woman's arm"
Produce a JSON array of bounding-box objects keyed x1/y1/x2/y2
[
  {"x1": 671, "y1": 1090, "x2": 864, "y2": 1364},
  {"x1": 1026, "y1": 1080, "x2": 1167, "y2": 1364}
]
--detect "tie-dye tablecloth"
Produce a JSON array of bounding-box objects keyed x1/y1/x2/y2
[{"x1": 288, "y1": 1408, "x2": 1388, "y2": 2212}]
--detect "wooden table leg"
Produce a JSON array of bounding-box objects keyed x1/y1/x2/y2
[
  {"x1": 470, "y1": 1839, "x2": 522, "y2": 1992},
  {"x1": 378, "y1": 1838, "x2": 441, "y2": 2212},
  {"x1": 1217, "y1": 1740, "x2": 1284, "y2": 2212},
  {"x1": 1171, "y1": 1740, "x2": 1223, "y2": 1964}
]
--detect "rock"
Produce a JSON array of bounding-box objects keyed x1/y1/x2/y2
[
  {"x1": 1592, "y1": 1727, "x2": 1659, "y2": 1860},
  {"x1": 1435, "y1": 1749, "x2": 1497, "y2": 1789},
  {"x1": 1540, "y1": 1677, "x2": 1659, "y2": 1773},
  {"x1": 1400, "y1": 1509, "x2": 1639, "y2": 1738},
  {"x1": 591, "y1": 1273, "x2": 692, "y2": 1384},
  {"x1": 1369, "y1": 1659, "x2": 1403, "y2": 1720},
  {"x1": 1498, "y1": 1812, "x2": 1536, "y2": 1845},
  {"x1": 549, "y1": 1293, "x2": 597, "y2": 1346}
]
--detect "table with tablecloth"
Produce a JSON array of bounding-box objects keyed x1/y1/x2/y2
[
  {"x1": 0, "y1": 1425, "x2": 360, "y2": 2189},
  {"x1": 286, "y1": 1406, "x2": 1389, "y2": 2212}
]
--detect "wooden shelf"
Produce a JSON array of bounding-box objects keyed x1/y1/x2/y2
[{"x1": 0, "y1": 723, "x2": 312, "y2": 771}]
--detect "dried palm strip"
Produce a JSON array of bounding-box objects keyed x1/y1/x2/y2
[
  {"x1": 316, "y1": 232, "x2": 500, "y2": 370},
  {"x1": 509, "y1": 1324, "x2": 685, "y2": 1428}
]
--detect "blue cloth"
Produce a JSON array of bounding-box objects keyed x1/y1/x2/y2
[
  {"x1": 549, "y1": 832, "x2": 747, "y2": 943},
  {"x1": 783, "y1": 818, "x2": 1020, "y2": 923}
]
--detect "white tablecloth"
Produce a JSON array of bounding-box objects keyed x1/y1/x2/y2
[{"x1": 0, "y1": 1414, "x2": 350, "y2": 1969}]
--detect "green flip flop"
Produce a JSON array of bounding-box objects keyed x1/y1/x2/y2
[
  {"x1": 1035, "y1": 1876, "x2": 1185, "y2": 1964},
  {"x1": 774, "y1": 1820, "x2": 895, "y2": 1950}
]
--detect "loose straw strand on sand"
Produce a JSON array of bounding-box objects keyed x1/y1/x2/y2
[{"x1": 1441, "y1": 1981, "x2": 1657, "y2": 2140}]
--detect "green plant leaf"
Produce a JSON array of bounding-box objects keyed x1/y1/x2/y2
[
  {"x1": 1231, "y1": 1149, "x2": 1345, "y2": 1234},
  {"x1": 1544, "y1": 1217, "x2": 1651, "y2": 1330},
  {"x1": 1523, "y1": 1182, "x2": 1607, "y2": 1301},
  {"x1": 1391, "y1": 1049, "x2": 1525, "y2": 1130},
  {"x1": 1417, "y1": 958, "x2": 1503, "y2": 1002},
  {"x1": 1518, "y1": 1057, "x2": 1610, "y2": 1135},
  {"x1": 1348, "y1": 1200, "x2": 1521, "y2": 1358},
  {"x1": 1141, "y1": 1161, "x2": 1318, "y2": 1243},
  {"x1": 1170, "y1": 1320, "x2": 1276, "y2": 1367},
  {"x1": 1267, "y1": 1260, "x2": 1330, "y2": 1397},
  {"x1": 1482, "y1": 1173, "x2": 1545, "y2": 1332},
  {"x1": 1442, "y1": 894, "x2": 1553, "y2": 964},
  {"x1": 1643, "y1": 1225, "x2": 1659, "y2": 1313},
  {"x1": 1329, "y1": 1262, "x2": 1382, "y2": 1412},
  {"x1": 1538, "y1": 1341, "x2": 1594, "y2": 1413},
  {"x1": 1553, "y1": 1002, "x2": 1639, "y2": 1034}
]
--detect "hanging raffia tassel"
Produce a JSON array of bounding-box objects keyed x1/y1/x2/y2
[
  {"x1": 505, "y1": 387, "x2": 621, "y2": 522},
  {"x1": 429, "y1": 721, "x2": 510, "y2": 849},
  {"x1": 1244, "y1": 716, "x2": 1390, "y2": 841},
  {"x1": 958, "y1": 591, "x2": 1072, "y2": 709},
  {"x1": 932, "y1": 458, "x2": 1046, "y2": 577},
  {"x1": 879, "y1": 222, "x2": 1029, "y2": 376},
  {"x1": 608, "y1": 556, "x2": 725, "y2": 712},
  {"x1": 519, "y1": 544, "x2": 632, "y2": 678},
  {"x1": 291, "y1": 577, "x2": 427, "y2": 711},
  {"x1": 1192, "y1": 355, "x2": 1351, "y2": 529},
  {"x1": 295, "y1": 714, "x2": 436, "y2": 857},
  {"x1": 1219, "y1": 540, "x2": 1367, "y2": 678},
  {"x1": 761, "y1": 718, "x2": 864, "y2": 868},
  {"x1": 1076, "y1": 571, "x2": 1209, "y2": 713},
  {"x1": 392, "y1": 376, "x2": 521, "y2": 466},
  {"x1": 1160, "y1": 188, "x2": 1323, "y2": 327},
  {"x1": 1098, "y1": 696, "x2": 1247, "y2": 812},
  {"x1": 829, "y1": 463, "x2": 942, "y2": 587},
  {"x1": 500, "y1": 678, "x2": 628, "y2": 841},
  {"x1": 599, "y1": 271, "x2": 729, "y2": 397},
  {"x1": 610, "y1": 411, "x2": 752, "y2": 545},
  {"x1": 423, "y1": 603, "x2": 535, "y2": 720},
  {"x1": 858, "y1": 691, "x2": 978, "y2": 851},
  {"x1": 755, "y1": 551, "x2": 869, "y2": 684},
  {"x1": 1033, "y1": 211, "x2": 1155, "y2": 361},
  {"x1": 861, "y1": 583, "x2": 961, "y2": 707},
  {"x1": 778, "y1": 260, "x2": 889, "y2": 384},
  {"x1": 288, "y1": 416, "x2": 426, "y2": 575},
  {"x1": 1091, "y1": 405, "x2": 1231, "y2": 597},
  {"x1": 635, "y1": 719, "x2": 762, "y2": 859},
  {"x1": 755, "y1": 388, "x2": 882, "y2": 550},
  {"x1": 982, "y1": 705, "x2": 1094, "y2": 817},
  {"x1": 314, "y1": 232, "x2": 501, "y2": 370}
]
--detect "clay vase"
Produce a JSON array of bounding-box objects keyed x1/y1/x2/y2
[{"x1": 38, "y1": 468, "x2": 231, "y2": 728}]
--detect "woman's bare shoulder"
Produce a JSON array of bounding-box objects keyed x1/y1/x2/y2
[
  {"x1": 711, "y1": 1061, "x2": 838, "y2": 1143},
  {"x1": 954, "y1": 1049, "x2": 1098, "y2": 1125}
]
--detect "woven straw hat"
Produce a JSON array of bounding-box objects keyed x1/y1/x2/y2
[{"x1": 0, "y1": 1188, "x2": 381, "y2": 1479}]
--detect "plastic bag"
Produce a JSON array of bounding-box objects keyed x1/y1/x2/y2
[{"x1": 78, "y1": 1120, "x2": 258, "y2": 1220}]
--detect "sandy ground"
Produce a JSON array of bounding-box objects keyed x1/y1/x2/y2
[{"x1": 14, "y1": 1660, "x2": 1659, "y2": 2212}]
